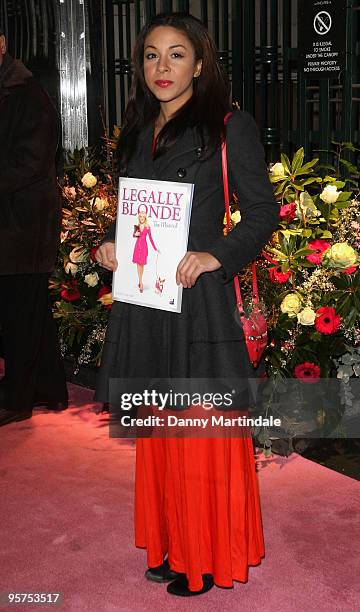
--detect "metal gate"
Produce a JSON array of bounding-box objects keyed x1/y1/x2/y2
[{"x1": 103, "y1": 0, "x2": 360, "y2": 163}]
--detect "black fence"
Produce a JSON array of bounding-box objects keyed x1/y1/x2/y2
[
  {"x1": 104, "y1": 0, "x2": 360, "y2": 163},
  {"x1": 1, "y1": 0, "x2": 359, "y2": 162}
]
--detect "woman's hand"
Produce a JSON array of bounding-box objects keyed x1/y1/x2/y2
[
  {"x1": 176, "y1": 251, "x2": 221, "y2": 288},
  {"x1": 96, "y1": 241, "x2": 118, "y2": 271}
]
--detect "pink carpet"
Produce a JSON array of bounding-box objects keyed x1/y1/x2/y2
[{"x1": 1, "y1": 380, "x2": 360, "y2": 612}]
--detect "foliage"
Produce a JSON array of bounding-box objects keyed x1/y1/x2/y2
[
  {"x1": 49, "y1": 129, "x2": 120, "y2": 368},
  {"x1": 51, "y1": 137, "x2": 360, "y2": 380},
  {"x1": 235, "y1": 145, "x2": 360, "y2": 381}
]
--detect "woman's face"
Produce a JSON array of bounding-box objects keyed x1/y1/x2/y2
[
  {"x1": 143, "y1": 26, "x2": 202, "y2": 113},
  {"x1": 138, "y1": 214, "x2": 146, "y2": 223}
]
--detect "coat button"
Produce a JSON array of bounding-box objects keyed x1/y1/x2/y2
[
  {"x1": 196, "y1": 146, "x2": 203, "y2": 158},
  {"x1": 177, "y1": 168, "x2": 187, "y2": 178}
]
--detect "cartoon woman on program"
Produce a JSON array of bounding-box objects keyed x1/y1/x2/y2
[{"x1": 132, "y1": 212, "x2": 160, "y2": 292}]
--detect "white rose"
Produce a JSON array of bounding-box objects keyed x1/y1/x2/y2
[
  {"x1": 64, "y1": 262, "x2": 78, "y2": 275},
  {"x1": 280, "y1": 293, "x2": 302, "y2": 318},
  {"x1": 297, "y1": 307, "x2": 316, "y2": 326},
  {"x1": 322, "y1": 242, "x2": 358, "y2": 269},
  {"x1": 69, "y1": 246, "x2": 88, "y2": 263},
  {"x1": 231, "y1": 210, "x2": 241, "y2": 225},
  {"x1": 84, "y1": 272, "x2": 99, "y2": 287},
  {"x1": 81, "y1": 172, "x2": 97, "y2": 189},
  {"x1": 270, "y1": 162, "x2": 286, "y2": 177},
  {"x1": 93, "y1": 197, "x2": 108, "y2": 212},
  {"x1": 320, "y1": 184, "x2": 341, "y2": 204}
]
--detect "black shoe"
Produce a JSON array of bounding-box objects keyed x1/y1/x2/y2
[
  {"x1": 33, "y1": 398, "x2": 68, "y2": 411},
  {"x1": 144, "y1": 558, "x2": 184, "y2": 583},
  {"x1": 0, "y1": 407, "x2": 33, "y2": 427},
  {"x1": 167, "y1": 573, "x2": 214, "y2": 596}
]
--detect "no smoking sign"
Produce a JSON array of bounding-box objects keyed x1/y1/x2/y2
[
  {"x1": 314, "y1": 11, "x2": 332, "y2": 36},
  {"x1": 300, "y1": 0, "x2": 346, "y2": 78}
]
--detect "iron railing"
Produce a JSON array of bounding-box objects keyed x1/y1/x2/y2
[{"x1": 103, "y1": 0, "x2": 360, "y2": 163}]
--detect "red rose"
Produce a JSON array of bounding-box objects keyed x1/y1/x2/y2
[
  {"x1": 90, "y1": 247, "x2": 98, "y2": 263},
  {"x1": 279, "y1": 202, "x2": 297, "y2": 223},
  {"x1": 294, "y1": 362, "x2": 321, "y2": 383},
  {"x1": 305, "y1": 240, "x2": 331, "y2": 265},
  {"x1": 343, "y1": 266, "x2": 357, "y2": 274},
  {"x1": 98, "y1": 285, "x2": 112, "y2": 299},
  {"x1": 315, "y1": 306, "x2": 341, "y2": 334},
  {"x1": 269, "y1": 266, "x2": 291, "y2": 284},
  {"x1": 98, "y1": 285, "x2": 112, "y2": 310},
  {"x1": 61, "y1": 280, "x2": 81, "y2": 302}
]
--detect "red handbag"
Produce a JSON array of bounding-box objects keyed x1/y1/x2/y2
[{"x1": 221, "y1": 112, "x2": 268, "y2": 368}]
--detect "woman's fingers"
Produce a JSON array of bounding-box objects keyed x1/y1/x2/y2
[
  {"x1": 176, "y1": 251, "x2": 221, "y2": 287},
  {"x1": 96, "y1": 242, "x2": 118, "y2": 271},
  {"x1": 176, "y1": 252, "x2": 200, "y2": 287}
]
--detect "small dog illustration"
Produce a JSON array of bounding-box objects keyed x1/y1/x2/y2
[{"x1": 155, "y1": 277, "x2": 165, "y2": 295}]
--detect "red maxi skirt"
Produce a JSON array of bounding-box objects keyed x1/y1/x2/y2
[{"x1": 135, "y1": 432, "x2": 265, "y2": 592}]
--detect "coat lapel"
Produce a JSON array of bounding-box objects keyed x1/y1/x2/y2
[{"x1": 133, "y1": 121, "x2": 204, "y2": 180}]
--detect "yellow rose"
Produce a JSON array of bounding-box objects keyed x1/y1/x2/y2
[
  {"x1": 231, "y1": 210, "x2": 241, "y2": 225},
  {"x1": 69, "y1": 246, "x2": 88, "y2": 263},
  {"x1": 84, "y1": 272, "x2": 99, "y2": 287},
  {"x1": 297, "y1": 307, "x2": 316, "y2": 326},
  {"x1": 280, "y1": 293, "x2": 302, "y2": 318},
  {"x1": 93, "y1": 197, "x2": 108, "y2": 212},
  {"x1": 319, "y1": 184, "x2": 341, "y2": 204},
  {"x1": 81, "y1": 172, "x2": 97, "y2": 189},
  {"x1": 64, "y1": 262, "x2": 78, "y2": 275},
  {"x1": 270, "y1": 162, "x2": 286, "y2": 177},
  {"x1": 322, "y1": 242, "x2": 358, "y2": 269},
  {"x1": 98, "y1": 292, "x2": 113, "y2": 306}
]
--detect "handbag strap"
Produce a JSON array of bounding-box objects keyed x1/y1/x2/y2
[{"x1": 221, "y1": 112, "x2": 259, "y2": 314}]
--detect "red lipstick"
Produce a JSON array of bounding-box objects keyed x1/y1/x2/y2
[{"x1": 155, "y1": 80, "x2": 174, "y2": 88}]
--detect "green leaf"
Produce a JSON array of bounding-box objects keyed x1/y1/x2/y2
[
  {"x1": 293, "y1": 247, "x2": 314, "y2": 257},
  {"x1": 316, "y1": 163, "x2": 336, "y2": 172},
  {"x1": 299, "y1": 177, "x2": 321, "y2": 186},
  {"x1": 335, "y1": 191, "x2": 352, "y2": 201},
  {"x1": 281, "y1": 153, "x2": 291, "y2": 174},
  {"x1": 341, "y1": 142, "x2": 360, "y2": 152},
  {"x1": 291, "y1": 148, "x2": 305, "y2": 173},
  {"x1": 334, "y1": 201, "x2": 351, "y2": 209},
  {"x1": 331, "y1": 181, "x2": 346, "y2": 188},
  {"x1": 320, "y1": 230, "x2": 333, "y2": 239},
  {"x1": 268, "y1": 248, "x2": 288, "y2": 261}
]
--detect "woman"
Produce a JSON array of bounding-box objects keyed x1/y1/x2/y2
[
  {"x1": 95, "y1": 12, "x2": 279, "y2": 597},
  {"x1": 132, "y1": 212, "x2": 159, "y2": 293}
]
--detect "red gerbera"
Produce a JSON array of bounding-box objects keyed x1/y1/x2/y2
[
  {"x1": 305, "y1": 240, "x2": 331, "y2": 265},
  {"x1": 279, "y1": 202, "x2": 297, "y2": 223},
  {"x1": 343, "y1": 266, "x2": 357, "y2": 274},
  {"x1": 269, "y1": 266, "x2": 291, "y2": 283},
  {"x1": 294, "y1": 362, "x2": 321, "y2": 383},
  {"x1": 60, "y1": 280, "x2": 81, "y2": 302},
  {"x1": 315, "y1": 306, "x2": 341, "y2": 334}
]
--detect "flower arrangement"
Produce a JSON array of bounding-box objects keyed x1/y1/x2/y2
[
  {"x1": 230, "y1": 143, "x2": 359, "y2": 385},
  {"x1": 50, "y1": 129, "x2": 120, "y2": 368},
  {"x1": 52, "y1": 134, "x2": 360, "y2": 386}
]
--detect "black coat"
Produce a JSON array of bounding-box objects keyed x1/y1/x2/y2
[
  {"x1": 0, "y1": 54, "x2": 61, "y2": 275},
  {"x1": 95, "y1": 111, "x2": 279, "y2": 404}
]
